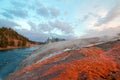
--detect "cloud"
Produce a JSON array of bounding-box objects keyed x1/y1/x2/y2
[
  {"x1": 4, "y1": 9, "x2": 28, "y2": 18},
  {"x1": 27, "y1": 21, "x2": 53, "y2": 32},
  {"x1": 11, "y1": 0, "x2": 26, "y2": 8},
  {"x1": 28, "y1": 20, "x2": 74, "y2": 35},
  {"x1": 49, "y1": 20, "x2": 74, "y2": 34},
  {"x1": 37, "y1": 5, "x2": 50, "y2": 17},
  {"x1": 16, "y1": 29, "x2": 71, "y2": 42},
  {"x1": 37, "y1": 6, "x2": 60, "y2": 18},
  {"x1": 82, "y1": 1, "x2": 120, "y2": 38},
  {"x1": 95, "y1": 2, "x2": 120, "y2": 26},
  {"x1": 1, "y1": 12, "x2": 13, "y2": 19},
  {"x1": 16, "y1": 29, "x2": 47, "y2": 42},
  {"x1": 27, "y1": 20, "x2": 75, "y2": 41},
  {"x1": 80, "y1": 14, "x2": 90, "y2": 22},
  {"x1": 82, "y1": 2, "x2": 120, "y2": 38},
  {"x1": 84, "y1": 15, "x2": 120, "y2": 38},
  {"x1": 0, "y1": 19, "x2": 19, "y2": 28},
  {"x1": 38, "y1": 23, "x2": 53, "y2": 32},
  {"x1": 36, "y1": 2, "x2": 60, "y2": 18},
  {"x1": 27, "y1": 21, "x2": 37, "y2": 31},
  {"x1": 9, "y1": 0, "x2": 61, "y2": 19},
  {"x1": 82, "y1": 26, "x2": 120, "y2": 38},
  {"x1": 80, "y1": 12, "x2": 101, "y2": 23},
  {"x1": 49, "y1": 7, "x2": 60, "y2": 17}
]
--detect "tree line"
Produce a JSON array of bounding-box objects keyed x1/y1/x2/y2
[{"x1": 0, "y1": 27, "x2": 31, "y2": 48}]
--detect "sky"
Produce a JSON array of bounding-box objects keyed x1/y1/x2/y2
[{"x1": 0, "y1": 0, "x2": 120, "y2": 42}]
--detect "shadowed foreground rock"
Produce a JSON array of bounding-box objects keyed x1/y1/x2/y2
[{"x1": 6, "y1": 40, "x2": 120, "y2": 80}]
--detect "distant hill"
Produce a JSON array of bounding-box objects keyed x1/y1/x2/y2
[{"x1": 0, "y1": 27, "x2": 36, "y2": 49}]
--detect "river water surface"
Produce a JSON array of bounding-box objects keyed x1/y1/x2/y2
[{"x1": 0, "y1": 46, "x2": 39, "y2": 80}]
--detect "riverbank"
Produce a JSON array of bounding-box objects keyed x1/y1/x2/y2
[{"x1": 0, "y1": 44, "x2": 40, "y2": 51}]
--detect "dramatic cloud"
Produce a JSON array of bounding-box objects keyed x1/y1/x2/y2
[
  {"x1": 37, "y1": 6, "x2": 60, "y2": 18},
  {"x1": 50, "y1": 20, "x2": 74, "y2": 34},
  {"x1": 28, "y1": 20, "x2": 74, "y2": 36},
  {"x1": 27, "y1": 21, "x2": 53, "y2": 32},
  {"x1": 0, "y1": 19, "x2": 19, "y2": 28},
  {"x1": 80, "y1": 14, "x2": 89, "y2": 22},
  {"x1": 1, "y1": 12, "x2": 13, "y2": 19},
  {"x1": 4, "y1": 9, "x2": 28, "y2": 18},
  {"x1": 82, "y1": 26, "x2": 120, "y2": 38},
  {"x1": 27, "y1": 20, "x2": 75, "y2": 40},
  {"x1": 37, "y1": 5, "x2": 50, "y2": 17},
  {"x1": 95, "y1": 2, "x2": 120, "y2": 26},
  {"x1": 11, "y1": 0, "x2": 26, "y2": 8},
  {"x1": 38, "y1": 23, "x2": 53, "y2": 32},
  {"x1": 16, "y1": 29, "x2": 73, "y2": 42},
  {"x1": 27, "y1": 21, "x2": 37, "y2": 31},
  {"x1": 80, "y1": 12, "x2": 99, "y2": 22},
  {"x1": 79, "y1": 0, "x2": 120, "y2": 39},
  {"x1": 0, "y1": 0, "x2": 119, "y2": 42},
  {"x1": 50, "y1": 7, "x2": 60, "y2": 17},
  {"x1": 16, "y1": 29, "x2": 47, "y2": 42},
  {"x1": 36, "y1": 2, "x2": 60, "y2": 18}
]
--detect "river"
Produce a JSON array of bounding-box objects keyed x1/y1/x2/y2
[{"x1": 0, "y1": 46, "x2": 39, "y2": 80}]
